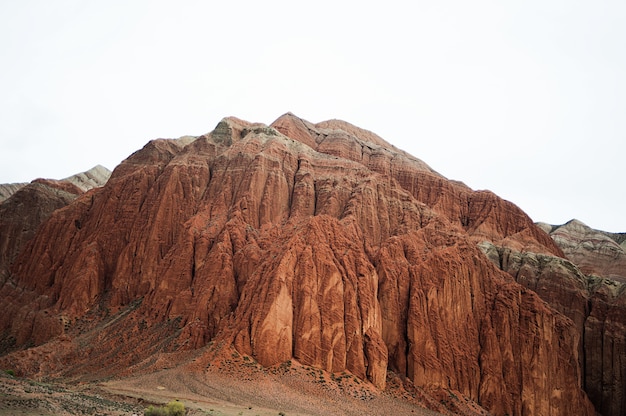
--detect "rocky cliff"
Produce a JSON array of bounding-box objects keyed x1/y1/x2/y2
[
  {"x1": 535, "y1": 220, "x2": 625, "y2": 416},
  {"x1": 481, "y1": 219, "x2": 626, "y2": 416},
  {"x1": 0, "y1": 166, "x2": 111, "y2": 282},
  {"x1": 0, "y1": 115, "x2": 596, "y2": 415}
]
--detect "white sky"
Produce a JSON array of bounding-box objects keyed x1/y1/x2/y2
[{"x1": 1, "y1": 1, "x2": 624, "y2": 231}]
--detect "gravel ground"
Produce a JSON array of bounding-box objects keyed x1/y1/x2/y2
[
  {"x1": 0, "y1": 371, "x2": 142, "y2": 415},
  {"x1": 0, "y1": 361, "x2": 453, "y2": 416}
]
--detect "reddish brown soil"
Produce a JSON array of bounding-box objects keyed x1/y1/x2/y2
[{"x1": 1, "y1": 364, "x2": 454, "y2": 416}]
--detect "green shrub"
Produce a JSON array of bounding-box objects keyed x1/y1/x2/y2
[
  {"x1": 144, "y1": 400, "x2": 185, "y2": 416},
  {"x1": 144, "y1": 405, "x2": 168, "y2": 416}
]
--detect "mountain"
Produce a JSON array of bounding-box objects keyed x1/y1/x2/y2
[
  {"x1": 0, "y1": 165, "x2": 110, "y2": 203},
  {"x1": 474, "y1": 218, "x2": 625, "y2": 416},
  {"x1": 0, "y1": 183, "x2": 28, "y2": 203},
  {"x1": 0, "y1": 165, "x2": 111, "y2": 282},
  {"x1": 0, "y1": 114, "x2": 605, "y2": 415},
  {"x1": 538, "y1": 219, "x2": 626, "y2": 283},
  {"x1": 531, "y1": 219, "x2": 626, "y2": 416}
]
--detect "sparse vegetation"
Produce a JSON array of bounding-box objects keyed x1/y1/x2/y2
[
  {"x1": 144, "y1": 400, "x2": 185, "y2": 416},
  {"x1": 4, "y1": 369, "x2": 15, "y2": 376}
]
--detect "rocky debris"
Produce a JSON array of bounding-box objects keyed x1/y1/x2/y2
[
  {"x1": 0, "y1": 371, "x2": 142, "y2": 415},
  {"x1": 0, "y1": 114, "x2": 596, "y2": 415}
]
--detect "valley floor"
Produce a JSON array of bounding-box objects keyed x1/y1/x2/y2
[{"x1": 0, "y1": 366, "x2": 447, "y2": 416}]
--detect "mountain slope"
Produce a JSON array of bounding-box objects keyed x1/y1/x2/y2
[
  {"x1": 0, "y1": 165, "x2": 111, "y2": 282},
  {"x1": 479, "y1": 219, "x2": 626, "y2": 416},
  {"x1": 0, "y1": 183, "x2": 27, "y2": 203},
  {"x1": 529, "y1": 219, "x2": 626, "y2": 416},
  {"x1": 538, "y1": 219, "x2": 626, "y2": 283}
]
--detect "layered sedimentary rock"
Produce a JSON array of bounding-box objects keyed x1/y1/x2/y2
[
  {"x1": 481, "y1": 235, "x2": 626, "y2": 416},
  {"x1": 0, "y1": 114, "x2": 595, "y2": 415},
  {"x1": 272, "y1": 113, "x2": 561, "y2": 256},
  {"x1": 0, "y1": 183, "x2": 27, "y2": 203},
  {"x1": 531, "y1": 219, "x2": 626, "y2": 416},
  {"x1": 538, "y1": 219, "x2": 626, "y2": 283},
  {"x1": 0, "y1": 166, "x2": 111, "y2": 281},
  {"x1": 61, "y1": 164, "x2": 111, "y2": 192}
]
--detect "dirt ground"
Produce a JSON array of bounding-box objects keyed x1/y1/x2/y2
[{"x1": 0, "y1": 361, "x2": 451, "y2": 416}]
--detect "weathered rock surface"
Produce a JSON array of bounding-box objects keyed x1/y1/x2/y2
[
  {"x1": 538, "y1": 219, "x2": 626, "y2": 283},
  {"x1": 0, "y1": 183, "x2": 27, "y2": 203},
  {"x1": 62, "y1": 164, "x2": 111, "y2": 192},
  {"x1": 272, "y1": 113, "x2": 562, "y2": 256},
  {"x1": 532, "y1": 219, "x2": 626, "y2": 416},
  {"x1": 0, "y1": 166, "x2": 111, "y2": 282},
  {"x1": 0, "y1": 114, "x2": 595, "y2": 415},
  {"x1": 481, "y1": 239, "x2": 626, "y2": 416}
]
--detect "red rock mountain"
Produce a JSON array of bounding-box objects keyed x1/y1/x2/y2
[
  {"x1": 0, "y1": 165, "x2": 111, "y2": 281},
  {"x1": 530, "y1": 220, "x2": 626, "y2": 416},
  {"x1": 0, "y1": 183, "x2": 27, "y2": 203},
  {"x1": 0, "y1": 114, "x2": 604, "y2": 415}
]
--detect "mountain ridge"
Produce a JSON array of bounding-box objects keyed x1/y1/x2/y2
[
  {"x1": 0, "y1": 165, "x2": 111, "y2": 286},
  {"x1": 538, "y1": 219, "x2": 626, "y2": 283}
]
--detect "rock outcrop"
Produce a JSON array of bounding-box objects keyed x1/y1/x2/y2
[
  {"x1": 62, "y1": 164, "x2": 111, "y2": 192},
  {"x1": 272, "y1": 114, "x2": 562, "y2": 257},
  {"x1": 482, "y1": 221, "x2": 626, "y2": 416},
  {"x1": 0, "y1": 182, "x2": 27, "y2": 203},
  {"x1": 538, "y1": 219, "x2": 626, "y2": 283},
  {"x1": 0, "y1": 166, "x2": 111, "y2": 282},
  {"x1": 0, "y1": 115, "x2": 595, "y2": 415}
]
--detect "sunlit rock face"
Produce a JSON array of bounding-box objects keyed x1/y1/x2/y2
[{"x1": 0, "y1": 114, "x2": 596, "y2": 415}]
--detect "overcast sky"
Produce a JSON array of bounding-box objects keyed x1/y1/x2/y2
[{"x1": 1, "y1": 1, "x2": 624, "y2": 232}]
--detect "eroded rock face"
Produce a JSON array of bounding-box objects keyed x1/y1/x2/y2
[
  {"x1": 0, "y1": 183, "x2": 27, "y2": 203},
  {"x1": 0, "y1": 114, "x2": 594, "y2": 415},
  {"x1": 272, "y1": 114, "x2": 562, "y2": 256},
  {"x1": 534, "y1": 219, "x2": 626, "y2": 416},
  {"x1": 583, "y1": 279, "x2": 626, "y2": 416},
  {"x1": 0, "y1": 166, "x2": 111, "y2": 281},
  {"x1": 481, "y1": 240, "x2": 626, "y2": 416},
  {"x1": 538, "y1": 219, "x2": 626, "y2": 283}
]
